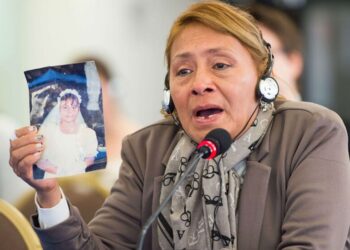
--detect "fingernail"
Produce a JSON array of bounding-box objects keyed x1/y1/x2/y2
[
  {"x1": 35, "y1": 135, "x2": 43, "y2": 141},
  {"x1": 36, "y1": 143, "x2": 43, "y2": 150}
]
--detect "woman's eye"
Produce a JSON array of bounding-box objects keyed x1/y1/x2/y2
[
  {"x1": 176, "y1": 68, "x2": 192, "y2": 76},
  {"x1": 213, "y1": 63, "x2": 230, "y2": 70}
]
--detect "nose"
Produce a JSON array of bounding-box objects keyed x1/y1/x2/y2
[
  {"x1": 66, "y1": 107, "x2": 76, "y2": 114},
  {"x1": 191, "y1": 69, "x2": 215, "y2": 96}
]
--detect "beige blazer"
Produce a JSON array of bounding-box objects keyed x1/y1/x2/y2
[{"x1": 33, "y1": 101, "x2": 350, "y2": 250}]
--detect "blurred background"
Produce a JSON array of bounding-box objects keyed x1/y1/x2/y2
[{"x1": 1, "y1": 0, "x2": 349, "y2": 203}]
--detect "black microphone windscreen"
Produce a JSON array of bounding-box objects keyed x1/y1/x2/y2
[{"x1": 204, "y1": 128, "x2": 232, "y2": 155}]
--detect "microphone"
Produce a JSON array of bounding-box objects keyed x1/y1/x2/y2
[
  {"x1": 196, "y1": 128, "x2": 232, "y2": 159},
  {"x1": 136, "y1": 128, "x2": 231, "y2": 250}
]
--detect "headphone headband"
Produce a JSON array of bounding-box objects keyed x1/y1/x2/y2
[
  {"x1": 262, "y1": 41, "x2": 274, "y2": 78},
  {"x1": 164, "y1": 73, "x2": 170, "y2": 89}
]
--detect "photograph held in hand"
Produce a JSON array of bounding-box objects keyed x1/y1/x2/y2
[{"x1": 24, "y1": 61, "x2": 107, "y2": 179}]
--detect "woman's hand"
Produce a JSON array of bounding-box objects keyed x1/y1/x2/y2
[
  {"x1": 9, "y1": 126, "x2": 61, "y2": 208},
  {"x1": 36, "y1": 159, "x2": 58, "y2": 174}
]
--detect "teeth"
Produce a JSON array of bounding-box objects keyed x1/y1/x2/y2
[{"x1": 198, "y1": 114, "x2": 213, "y2": 120}]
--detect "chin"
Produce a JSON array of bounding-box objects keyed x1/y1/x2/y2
[{"x1": 186, "y1": 128, "x2": 211, "y2": 143}]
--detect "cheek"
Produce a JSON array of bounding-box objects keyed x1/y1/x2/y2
[
  {"x1": 172, "y1": 95, "x2": 187, "y2": 123},
  {"x1": 73, "y1": 109, "x2": 80, "y2": 116},
  {"x1": 224, "y1": 80, "x2": 257, "y2": 106},
  {"x1": 170, "y1": 88, "x2": 192, "y2": 128},
  {"x1": 224, "y1": 78, "x2": 258, "y2": 121},
  {"x1": 170, "y1": 85, "x2": 187, "y2": 111},
  {"x1": 172, "y1": 93, "x2": 184, "y2": 110},
  {"x1": 60, "y1": 108, "x2": 66, "y2": 115}
]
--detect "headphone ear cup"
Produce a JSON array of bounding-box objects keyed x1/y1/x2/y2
[
  {"x1": 256, "y1": 76, "x2": 279, "y2": 103},
  {"x1": 162, "y1": 89, "x2": 175, "y2": 114}
]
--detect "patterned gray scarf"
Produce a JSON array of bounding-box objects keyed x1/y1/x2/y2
[{"x1": 158, "y1": 107, "x2": 273, "y2": 250}]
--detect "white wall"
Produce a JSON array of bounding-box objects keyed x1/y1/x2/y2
[
  {"x1": 0, "y1": 0, "x2": 22, "y2": 121},
  {"x1": 0, "y1": 0, "x2": 195, "y2": 203},
  {"x1": 1, "y1": 0, "x2": 196, "y2": 125}
]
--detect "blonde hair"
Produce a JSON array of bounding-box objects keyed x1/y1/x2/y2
[{"x1": 165, "y1": 0, "x2": 269, "y2": 87}]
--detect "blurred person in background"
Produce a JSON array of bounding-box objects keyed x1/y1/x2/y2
[
  {"x1": 249, "y1": 3, "x2": 350, "y2": 155},
  {"x1": 74, "y1": 56, "x2": 139, "y2": 188},
  {"x1": 248, "y1": 3, "x2": 303, "y2": 101}
]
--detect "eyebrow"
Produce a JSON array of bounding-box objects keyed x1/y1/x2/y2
[{"x1": 172, "y1": 52, "x2": 192, "y2": 61}]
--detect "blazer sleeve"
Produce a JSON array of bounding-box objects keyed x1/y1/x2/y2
[
  {"x1": 278, "y1": 110, "x2": 350, "y2": 249},
  {"x1": 31, "y1": 135, "x2": 145, "y2": 250}
]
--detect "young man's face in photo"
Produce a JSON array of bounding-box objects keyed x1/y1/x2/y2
[{"x1": 59, "y1": 98, "x2": 80, "y2": 123}]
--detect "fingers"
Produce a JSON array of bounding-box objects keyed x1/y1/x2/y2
[
  {"x1": 17, "y1": 153, "x2": 42, "y2": 181},
  {"x1": 8, "y1": 125, "x2": 59, "y2": 194},
  {"x1": 14, "y1": 125, "x2": 37, "y2": 138},
  {"x1": 9, "y1": 125, "x2": 44, "y2": 177},
  {"x1": 10, "y1": 126, "x2": 40, "y2": 150},
  {"x1": 10, "y1": 133, "x2": 44, "y2": 154},
  {"x1": 10, "y1": 140, "x2": 44, "y2": 166}
]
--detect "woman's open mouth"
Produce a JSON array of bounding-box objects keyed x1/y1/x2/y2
[{"x1": 194, "y1": 107, "x2": 224, "y2": 121}]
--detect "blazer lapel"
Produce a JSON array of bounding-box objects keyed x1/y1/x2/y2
[{"x1": 237, "y1": 161, "x2": 271, "y2": 250}]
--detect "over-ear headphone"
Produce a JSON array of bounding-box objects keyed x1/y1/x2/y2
[
  {"x1": 162, "y1": 41, "x2": 279, "y2": 114},
  {"x1": 256, "y1": 42, "x2": 279, "y2": 103},
  {"x1": 162, "y1": 73, "x2": 175, "y2": 114}
]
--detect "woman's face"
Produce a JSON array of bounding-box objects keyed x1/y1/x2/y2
[
  {"x1": 59, "y1": 98, "x2": 80, "y2": 123},
  {"x1": 169, "y1": 23, "x2": 259, "y2": 142}
]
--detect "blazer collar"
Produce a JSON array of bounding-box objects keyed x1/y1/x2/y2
[
  {"x1": 160, "y1": 130, "x2": 184, "y2": 167},
  {"x1": 249, "y1": 119, "x2": 272, "y2": 162}
]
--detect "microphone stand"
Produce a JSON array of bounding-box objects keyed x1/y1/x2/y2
[{"x1": 136, "y1": 151, "x2": 204, "y2": 250}]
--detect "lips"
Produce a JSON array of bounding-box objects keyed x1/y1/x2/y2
[{"x1": 193, "y1": 105, "x2": 223, "y2": 120}]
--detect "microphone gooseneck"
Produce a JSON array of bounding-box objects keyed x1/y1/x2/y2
[{"x1": 136, "y1": 128, "x2": 232, "y2": 250}]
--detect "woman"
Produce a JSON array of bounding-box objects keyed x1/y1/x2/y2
[
  {"x1": 9, "y1": 1, "x2": 350, "y2": 249},
  {"x1": 35, "y1": 88, "x2": 98, "y2": 178}
]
